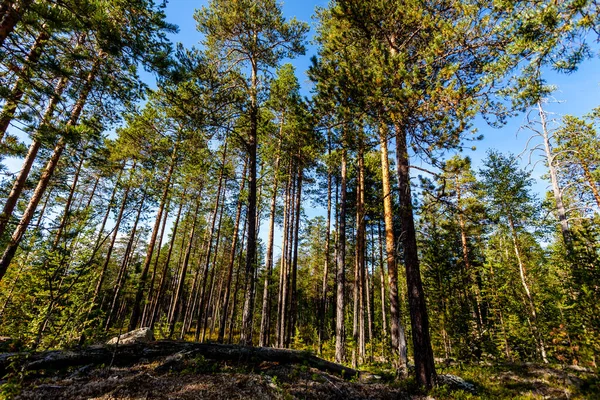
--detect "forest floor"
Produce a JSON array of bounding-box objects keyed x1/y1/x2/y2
[{"x1": 1, "y1": 343, "x2": 598, "y2": 399}]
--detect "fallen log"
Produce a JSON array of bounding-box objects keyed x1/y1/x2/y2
[{"x1": 0, "y1": 341, "x2": 364, "y2": 381}]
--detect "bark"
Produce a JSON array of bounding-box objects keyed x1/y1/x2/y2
[
  {"x1": 142, "y1": 197, "x2": 171, "y2": 327},
  {"x1": 378, "y1": 123, "x2": 407, "y2": 368},
  {"x1": 0, "y1": 76, "x2": 67, "y2": 239},
  {"x1": 395, "y1": 126, "x2": 436, "y2": 388},
  {"x1": 240, "y1": 61, "x2": 259, "y2": 346},
  {"x1": 202, "y1": 187, "x2": 227, "y2": 341},
  {"x1": 168, "y1": 199, "x2": 201, "y2": 338},
  {"x1": 195, "y1": 143, "x2": 228, "y2": 342},
  {"x1": 88, "y1": 164, "x2": 132, "y2": 315},
  {"x1": 228, "y1": 213, "x2": 248, "y2": 343},
  {"x1": 507, "y1": 214, "x2": 548, "y2": 364},
  {"x1": 0, "y1": 60, "x2": 98, "y2": 281},
  {"x1": 0, "y1": 0, "x2": 33, "y2": 49},
  {"x1": 276, "y1": 167, "x2": 293, "y2": 347},
  {"x1": 289, "y1": 166, "x2": 303, "y2": 346},
  {"x1": 335, "y1": 141, "x2": 347, "y2": 364},
  {"x1": 218, "y1": 160, "x2": 247, "y2": 343},
  {"x1": 105, "y1": 192, "x2": 146, "y2": 330},
  {"x1": 353, "y1": 144, "x2": 366, "y2": 367},
  {"x1": 318, "y1": 137, "x2": 332, "y2": 354},
  {"x1": 538, "y1": 101, "x2": 572, "y2": 249},
  {"x1": 0, "y1": 28, "x2": 50, "y2": 141},
  {"x1": 377, "y1": 221, "x2": 388, "y2": 342},
  {"x1": 150, "y1": 189, "x2": 186, "y2": 329},
  {"x1": 259, "y1": 143, "x2": 280, "y2": 347},
  {"x1": 129, "y1": 143, "x2": 178, "y2": 331},
  {"x1": 282, "y1": 168, "x2": 296, "y2": 347},
  {"x1": 1, "y1": 341, "x2": 363, "y2": 380}
]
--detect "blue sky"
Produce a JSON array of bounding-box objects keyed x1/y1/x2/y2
[
  {"x1": 159, "y1": 0, "x2": 600, "y2": 254},
  {"x1": 163, "y1": 0, "x2": 600, "y2": 166},
  {"x1": 162, "y1": 1, "x2": 600, "y2": 200}
]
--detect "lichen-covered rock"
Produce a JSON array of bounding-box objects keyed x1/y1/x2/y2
[
  {"x1": 437, "y1": 373, "x2": 476, "y2": 394},
  {"x1": 106, "y1": 327, "x2": 154, "y2": 345}
]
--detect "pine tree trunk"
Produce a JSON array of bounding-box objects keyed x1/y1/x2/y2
[
  {"x1": 0, "y1": 28, "x2": 49, "y2": 140},
  {"x1": 378, "y1": 220, "x2": 388, "y2": 345},
  {"x1": 88, "y1": 164, "x2": 132, "y2": 315},
  {"x1": 289, "y1": 166, "x2": 303, "y2": 346},
  {"x1": 240, "y1": 62, "x2": 259, "y2": 346},
  {"x1": 259, "y1": 143, "x2": 280, "y2": 347},
  {"x1": 168, "y1": 199, "x2": 201, "y2": 338},
  {"x1": 195, "y1": 144, "x2": 227, "y2": 341},
  {"x1": 129, "y1": 143, "x2": 178, "y2": 331},
  {"x1": 335, "y1": 140, "x2": 347, "y2": 364},
  {"x1": 218, "y1": 160, "x2": 247, "y2": 343},
  {"x1": 142, "y1": 197, "x2": 171, "y2": 327},
  {"x1": 365, "y1": 229, "x2": 373, "y2": 356},
  {"x1": 228, "y1": 214, "x2": 248, "y2": 343},
  {"x1": 0, "y1": 76, "x2": 67, "y2": 238},
  {"x1": 202, "y1": 187, "x2": 227, "y2": 341},
  {"x1": 319, "y1": 137, "x2": 332, "y2": 354},
  {"x1": 378, "y1": 123, "x2": 407, "y2": 369},
  {"x1": 395, "y1": 126, "x2": 436, "y2": 388},
  {"x1": 0, "y1": 60, "x2": 98, "y2": 281},
  {"x1": 507, "y1": 214, "x2": 548, "y2": 363},
  {"x1": 105, "y1": 192, "x2": 146, "y2": 330},
  {"x1": 0, "y1": 0, "x2": 33, "y2": 49},
  {"x1": 150, "y1": 189, "x2": 186, "y2": 329},
  {"x1": 537, "y1": 102, "x2": 572, "y2": 249},
  {"x1": 276, "y1": 168, "x2": 293, "y2": 347}
]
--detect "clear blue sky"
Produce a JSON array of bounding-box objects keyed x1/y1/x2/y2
[
  {"x1": 159, "y1": 1, "x2": 600, "y2": 256},
  {"x1": 161, "y1": 0, "x2": 600, "y2": 193}
]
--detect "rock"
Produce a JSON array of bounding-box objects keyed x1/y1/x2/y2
[
  {"x1": 154, "y1": 351, "x2": 189, "y2": 373},
  {"x1": 438, "y1": 373, "x2": 477, "y2": 394},
  {"x1": 106, "y1": 327, "x2": 154, "y2": 345},
  {"x1": 567, "y1": 364, "x2": 591, "y2": 373}
]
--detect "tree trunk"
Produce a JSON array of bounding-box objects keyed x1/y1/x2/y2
[
  {"x1": 0, "y1": 76, "x2": 67, "y2": 239},
  {"x1": 259, "y1": 142, "x2": 280, "y2": 347},
  {"x1": 289, "y1": 166, "x2": 303, "y2": 346},
  {"x1": 319, "y1": 136, "x2": 332, "y2": 354},
  {"x1": 218, "y1": 160, "x2": 247, "y2": 343},
  {"x1": 0, "y1": 0, "x2": 33, "y2": 49},
  {"x1": 395, "y1": 126, "x2": 436, "y2": 388},
  {"x1": 507, "y1": 214, "x2": 548, "y2": 363},
  {"x1": 0, "y1": 60, "x2": 98, "y2": 281},
  {"x1": 129, "y1": 143, "x2": 178, "y2": 331},
  {"x1": 240, "y1": 61, "x2": 259, "y2": 346},
  {"x1": 142, "y1": 196, "x2": 171, "y2": 327},
  {"x1": 0, "y1": 28, "x2": 50, "y2": 141},
  {"x1": 276, "y1": 167, "x2": 293, "y2": 347},
  {"x1": 169, "y1": 199, "x2": 201, "y2": 338},
  {"x1": 228, "y1": 213, "x2": 248, "y2": 343},
  {"x1": 378, "y1": 122, "x2": 407, "y2": 369},
  {"x1": 105, "y1": 192, "x2": 146, "y2": 330},
  {"x1": 202, "y1": 186, "x2": 227, "y2": 341},
  {"x1": 335, "y1": 139, "x2": 347, "y2": 364},
  {"x1": 378, "y1": 220, "x2": 388, "y2": 350},
  {"x1": 150, "y1": 189, "x2": 186, "y2": 329},
  {"x1": 88, "y1": 164, "x2": 132, "y2": 315},
  {"x1": 195, "y1": 142, "x2": 228, "y2": 341},
  {"x1": 538, "y1": 101, "x2": 572, "y2": 249}
]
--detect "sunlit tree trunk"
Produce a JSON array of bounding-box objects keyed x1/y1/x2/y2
[
  {"x1": 378, "y1": 122, "x2": 407, "y2": 369},
  {"x1": 0, "y1": 59, "x2": 99, "y2": 281},
  {"x1": 219, "y1": 160, "x2": 247, "y2": 343}
]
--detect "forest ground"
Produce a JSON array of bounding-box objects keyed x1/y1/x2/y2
[{"x1": 1, "y1": 342, "x2": 598, "y2": 400}]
